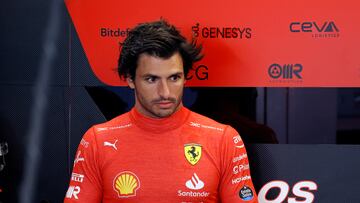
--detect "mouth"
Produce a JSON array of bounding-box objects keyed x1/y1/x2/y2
[{"x1": 155, "y1": 101, "x2": 175, "y2": 109}]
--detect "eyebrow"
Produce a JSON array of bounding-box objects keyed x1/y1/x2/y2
[
  {"x1": 169, "y1": 72, "x2": 184, "y2": 77},
  {"x1": 142, "y1": 74, "x2": 158, "y2": 78},
  {"x1": 141, "y1": 72, "x2": 184, "y2": 78}
]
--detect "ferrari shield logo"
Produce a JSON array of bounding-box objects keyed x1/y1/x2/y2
[{"x1": 184, "y1": 144, "x2": 202, "y2": 165}]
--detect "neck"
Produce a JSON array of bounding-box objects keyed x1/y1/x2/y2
[{"x1": 129, "y1": 105, "x2": 190, "y2": 133}]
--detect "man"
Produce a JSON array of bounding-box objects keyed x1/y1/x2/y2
[{"x1": 65, "y1": 19, "x2": 258, "y2": 202}]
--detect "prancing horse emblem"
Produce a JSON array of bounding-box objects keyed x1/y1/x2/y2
[{"x1": 184, "y1": 143, "x2": 202, "y2": 165}]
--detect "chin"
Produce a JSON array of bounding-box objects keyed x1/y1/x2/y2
[{"x1": 155, "y1": 108, "x2": 175, "y2": 118}]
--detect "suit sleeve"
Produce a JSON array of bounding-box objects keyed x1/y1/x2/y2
[
  {"x1": 64, "y1": 127, "x2": 102, "y2": 202},
  {"x1": 219, "y1": 126, "x2": 258, "y2": 203}
]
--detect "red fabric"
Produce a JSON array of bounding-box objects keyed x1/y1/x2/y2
[{"x1": 64, "y1": 107, "x2": 258, "y2": 202}]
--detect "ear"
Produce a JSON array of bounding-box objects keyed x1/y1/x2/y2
[{"x1": 127, "y1": 77, "x2": 135, "y2": 89}]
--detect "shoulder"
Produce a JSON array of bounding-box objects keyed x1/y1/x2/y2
[
  {"x1": 187, "y1": 110, "x2": 241, "y2": 141},
  {"x1": 186, "y1": 111, "x2": 244, "y2": 156},
  {"x1": 83, "y1": 112, "x2": 133, "y2": 141},
  {"x1": 187, "y1": 110, "x2": 230, "y2": 134}
]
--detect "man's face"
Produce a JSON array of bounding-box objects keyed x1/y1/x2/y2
[{"x1": 127, "y1": 52, "x2": 185, "y2": 118}]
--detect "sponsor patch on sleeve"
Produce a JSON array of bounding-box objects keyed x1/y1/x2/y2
[{"x1": 239, "y1": 185, "x2": 254, "y2": 201}]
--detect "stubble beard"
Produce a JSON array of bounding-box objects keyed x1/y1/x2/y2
[{"x1": 135, "y1": 91, "x2": 183, "y2": 119}]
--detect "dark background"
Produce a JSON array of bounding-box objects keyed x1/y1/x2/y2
[{"x1": 1, "y1": 0, "x2": 359, "y2": 202}]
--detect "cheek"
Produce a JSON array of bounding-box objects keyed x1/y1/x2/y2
[
  {"x1": 137, "y1": 83, "x2": 156, "y2": 99},
  {"x1": 172, "y1": 84, "x2": 184, "y2": 96}
]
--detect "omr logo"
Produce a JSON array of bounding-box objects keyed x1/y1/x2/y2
[
  {"x1": 290, "y1": 21, "x2": 339, "y2": 33},
  {"x1": 268, "y1": 64, "x2": 303, "y2": 79}
]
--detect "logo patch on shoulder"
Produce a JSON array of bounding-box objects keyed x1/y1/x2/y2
[
  {"x1": 184, "y1": 143, "x2": 202, "y2": 165},
  {"x1": 239, "y1": 185, "x2": 254, "y2": 201}
]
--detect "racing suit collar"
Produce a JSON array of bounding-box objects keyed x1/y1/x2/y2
[{"x1": 129, "y1": 106, "x2": 190, "y2": 133}]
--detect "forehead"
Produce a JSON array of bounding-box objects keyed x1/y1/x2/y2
[{"x1": 136, "y1": 52, "x2": 184, "y2": 76}]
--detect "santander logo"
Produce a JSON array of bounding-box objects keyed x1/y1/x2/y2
[{"x1": 185, "y1": 173, "x2": 204, "y2": 190}]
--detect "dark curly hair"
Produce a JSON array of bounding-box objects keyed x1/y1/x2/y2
[{"x1": 118, "y1": 19, "x2": 203, "y2": 80}]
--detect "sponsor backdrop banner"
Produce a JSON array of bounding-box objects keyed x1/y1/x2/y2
[
  {"x1": 247, "y1": 144, "x2": 360, "y2": 202},
  {"x1": 65, "y1": 0, "x2": 360, "y2": 87}
]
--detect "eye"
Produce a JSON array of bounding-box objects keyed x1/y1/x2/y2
[
  {"x1": 145, "y1": 76, "x2": 157, "y2": 83},
  {"x1": 169, "y1": 75, "x2": 181, "y2": 81}
]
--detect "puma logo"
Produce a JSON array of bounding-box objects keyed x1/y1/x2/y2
[{"x1": 104, "y1": 140, "x2": 118, "y2": 150}]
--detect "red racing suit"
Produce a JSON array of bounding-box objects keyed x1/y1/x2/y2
[{"x1": 64, "y1": 106, "x2": 258, "y2": 202}]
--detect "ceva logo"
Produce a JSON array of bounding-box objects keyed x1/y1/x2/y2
[
  {"x1": 290, "y1": 21, "x2": 339, "y2": 33},
  {"x1": 268, "y1": 64, "x2": 303, "y2": 79}
]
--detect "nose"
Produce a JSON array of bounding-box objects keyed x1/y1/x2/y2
[{"x1": 158, "y1": 80, "x2": 170, "y2": 99}]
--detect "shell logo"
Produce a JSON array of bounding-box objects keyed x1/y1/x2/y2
[{"x1": 113, "y1": 171, "x2": 140, "y2": 198}]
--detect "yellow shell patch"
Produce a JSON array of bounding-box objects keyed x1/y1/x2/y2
[{"x1": 113, "y1": 171, "x2": 140, "y2": 198}]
